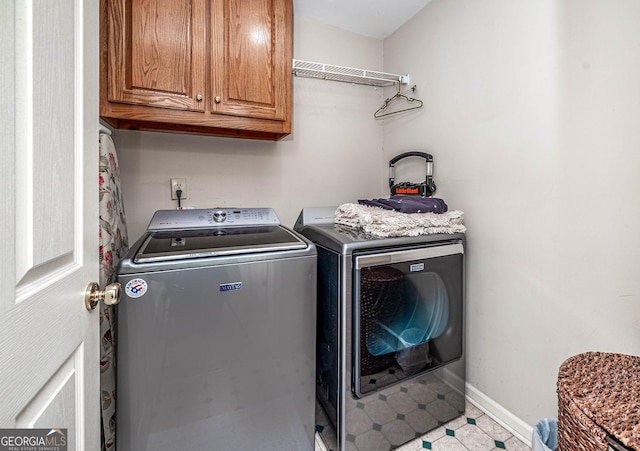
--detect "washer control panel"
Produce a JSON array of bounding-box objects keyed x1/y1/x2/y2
[{"x1": 147, "y1": 208, "x2": 280, "y2": 230}]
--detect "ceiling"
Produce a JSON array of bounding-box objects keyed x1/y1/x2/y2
[{"x1": 293, "y1": 0, "x2": 433, "y2": 40}]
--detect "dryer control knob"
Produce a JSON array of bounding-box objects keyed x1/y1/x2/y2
[{"x1": 213, "y1": 210, "x2": 227, "y2": 222}]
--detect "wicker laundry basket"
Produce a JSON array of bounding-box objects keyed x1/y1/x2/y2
[
  {"x1": 557, "y1": 352, "x2": 640, "y2": 451},
  {"x1": 359, "y1": 266, "x2": 404, "y2": 376}
]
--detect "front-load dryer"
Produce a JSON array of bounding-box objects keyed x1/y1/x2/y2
[{"x1": 295, "y1": 207, "x2": 465, "y2": 451}]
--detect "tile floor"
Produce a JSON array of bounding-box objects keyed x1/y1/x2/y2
[
  {"x1": 315, "y1": 401, "x2": 531, "y2": 451},
  {"x1": 315, "y1": 363, "x2": 469, "y2": 450}
]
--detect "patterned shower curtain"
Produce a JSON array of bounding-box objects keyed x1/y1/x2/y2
[{"x1": 99, "y1": 124, "x2": 129, "y2": 450}]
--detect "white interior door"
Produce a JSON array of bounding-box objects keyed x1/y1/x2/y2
[{"x1": 0, "y1": 1, "x2": 100, "y2": 450}]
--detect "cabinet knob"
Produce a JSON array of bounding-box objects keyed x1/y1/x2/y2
[
  {"x1": 196, "y1": 94, "x2": 203, "y2": 101},
  {"x1": 215, "y1": 96, "x2": 221, "y2": 103}
]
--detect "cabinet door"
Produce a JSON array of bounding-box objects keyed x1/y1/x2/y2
[
  {"x1": 105, "y1": 0, "x2": 206, "y2": 112},
  {"x1": 211, "y1": 0, "x2": 292, "y2": 121}
]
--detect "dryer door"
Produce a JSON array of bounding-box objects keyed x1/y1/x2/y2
[{"x1": 353, "y1": 243, "x2": 464, "y2": 397}]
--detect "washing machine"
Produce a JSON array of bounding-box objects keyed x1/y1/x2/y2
[
  {"x1": 295, "y1": 207, "x2": 465, "y2": 451},
  {"x1": 116, "y1": 208, "x2": 316, "y2": 451}
]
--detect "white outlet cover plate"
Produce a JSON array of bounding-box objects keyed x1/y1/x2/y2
[{"x1": 170, "y1": 178, "x2": 187, "y2": 200}]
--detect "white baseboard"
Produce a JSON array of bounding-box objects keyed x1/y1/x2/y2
[{"x1": 466, "y1": 383, "x2": 534, "y2": 447}]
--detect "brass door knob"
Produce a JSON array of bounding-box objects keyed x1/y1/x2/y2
[{"x1": 85, "y1": 282, "x2": 121, "y2": 310}]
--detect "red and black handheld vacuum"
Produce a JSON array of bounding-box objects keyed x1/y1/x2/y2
[{"x1": 389, "y1": 151, "x2": 437, "y2": 197}]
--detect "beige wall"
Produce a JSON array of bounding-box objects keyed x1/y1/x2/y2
[
  {"x1": 115, "y1": 1, "x2": 640, "y2": 438},
  {"x1": 384, "y1": 0, "x2": 640, "y2": 434},
  {"x1": 116, "y1": 16, "x2": 386, "y2": 240}
]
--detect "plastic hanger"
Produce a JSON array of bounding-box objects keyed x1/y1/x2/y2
[{"x1": 374, "y1": 84, "x2": 424, "y2": 119}]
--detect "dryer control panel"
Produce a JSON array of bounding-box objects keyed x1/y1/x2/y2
[{"x1": 147, "y1": 208, "x2": 280, "y2": 230}]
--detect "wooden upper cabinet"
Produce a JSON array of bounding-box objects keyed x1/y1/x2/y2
[
  {"x1": 106, "y1": 0, "x2": 206, "y2": 111},
  {"x1": 211, "y1": 0, "x2": 288, "y2": 121},
  {"x1": 100, "y1": 0, "x2": 292, "y2": 140}
]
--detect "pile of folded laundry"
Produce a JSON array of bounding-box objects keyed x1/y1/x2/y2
[{"x1": 335, "y1": 195, "x2": 465, "y2": 237}]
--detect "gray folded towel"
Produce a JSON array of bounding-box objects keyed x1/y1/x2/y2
[{"x1": 335, "y1": 203, "x2": 465, "y2": 237}]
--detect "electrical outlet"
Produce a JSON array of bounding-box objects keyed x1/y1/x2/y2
[{"x1": 170, "y1": 178, "x2": 187, "y2": 200}]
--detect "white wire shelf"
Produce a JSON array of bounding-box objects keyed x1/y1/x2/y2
[{"x1": 292, "y1": 59, "x2": 409, "y2": 87}]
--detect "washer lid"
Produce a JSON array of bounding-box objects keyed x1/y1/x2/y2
[{"x1": 134, "y1": 226, "x2": 307, "y2": 263}]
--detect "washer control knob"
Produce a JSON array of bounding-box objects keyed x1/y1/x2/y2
[{"x1": 213, "y1": 210, "x2": 227, "y2": 222}]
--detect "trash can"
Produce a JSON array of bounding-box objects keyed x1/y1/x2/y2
[{"x1": 532, "y1": 418, "x2": 558, "y2": 451}]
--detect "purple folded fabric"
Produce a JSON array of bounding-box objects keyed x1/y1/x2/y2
[{"x1": 358, "y1": 196, "x2": 448, "y2": 214}]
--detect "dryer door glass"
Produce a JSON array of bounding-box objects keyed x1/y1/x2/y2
[{"x1": 353, "y1": 243, "x2": 464, "y2": 397}]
